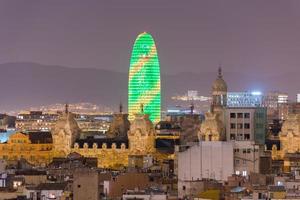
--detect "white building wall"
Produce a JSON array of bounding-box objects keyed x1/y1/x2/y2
[
  {"x1": 233, "y1": 141, "x2": 261, "y2": 176},
  {"x1": 123, "y1": 194, "x2": 167, "y2": 200},
  {"x1": 40, "y1": 190, "x2": 63, "y2": 200},
  {"x1": 178, "y1": 141, "x2": 234, "y2": 182},
  {"x1": 103, "y1": 180, "x2": 110, "y2": 196}
]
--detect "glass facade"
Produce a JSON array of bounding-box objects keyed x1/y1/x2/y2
[
  {"x1": 254, "y1": 107, "x2": 267, "y2": 145},
  {"x1": 128, "y1": 32, "x2": 161, "y2": 123}
]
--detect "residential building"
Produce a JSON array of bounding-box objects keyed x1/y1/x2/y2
[
  {"x1": 225, "y1": 107, "x2": 267, "y2": 144},
  {"x1": 177, "y1": 141, "x2": 234, "y2": 199}
]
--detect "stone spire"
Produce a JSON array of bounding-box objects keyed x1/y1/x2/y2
[
  {"x1": 190, "y1": 102, "x2": 194, "y2": 115},
  {"x1": 65, "y1": 103, "x2": 69, "y2": 114},
  {"x1": 119, "y1": 102, "x2": 123, "y2": 114},
  {"x1": 218, "y1": 65, "x2": 222, "y2": 78},
  {"x1": 52, "y1": 104, "x2": 80, "y2": 157}
]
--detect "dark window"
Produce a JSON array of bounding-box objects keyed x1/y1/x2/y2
[
  {"x1": 237, "y1": 113, "x2": 243, "y2": 118},
  {"x1": 183, "y1": 186, "x2": 186, "y2": 190},
  {"x1": 230, "y1": 113, "x2": 236, "y2": 118},
  {"x1": 237, "y1": 134, "x2": 243, "y2": 140},
  {"x1": 244, "y1": 123, "x2": 250, "y2": 129},
  {"x1": 77, "y1": 185, "x2": 81, "y2": 188},
  {"x1": 244, "y1": 113, "x2": 250, "y2": 118},
  {"x1": 230, "y1": 134, "x2": 236, "y2": 140},
  {"x1": 244, "y1": 134, "x2": 250, "y2": 140},
  {"x1": 230, "y1": 123, "x2": 236, "y2": 129},
  {"x1": 247, "y1": 149, "x2": 251, "y2": 153},
  {"x1": 243, "y1": 149, "x2": 247, "y2": 153},
  {"x1": 237, "y1": 123, "x2": 243, "y2": 129}
]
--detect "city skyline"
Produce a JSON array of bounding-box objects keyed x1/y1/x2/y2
[
  {"x1": 1, "y1": 2, "x2": 300, "y2": 199},
  {"x1": 0, "y1": 1, "x2": 300, "y2": 111}
]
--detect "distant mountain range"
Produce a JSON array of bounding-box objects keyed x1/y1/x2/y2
[{"x1": 0, "y1": 62, "x2": 298, "y2": 112}]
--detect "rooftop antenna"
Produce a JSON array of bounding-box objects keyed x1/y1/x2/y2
[{"x1": 65, "y1": 102, "x2": 69, "y2": 114}]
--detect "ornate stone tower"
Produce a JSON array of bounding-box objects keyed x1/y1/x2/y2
[
  {"x1": 279, "y1": 114, "x2": 300, "y2": 154},
  {"x1": 197, "y1": 67, "x2": 227, "y2": 141},
  {"x1": 128, "y1": 113, "x2": 156, "y2": 155},
  {"x1": 52, "y1": 104, "x2": 81, "y2": 157},
  {"x1": 106, "y1": 103, "x2": 130, "y2": 138},
  {"x1": 211, "y1": 67, "x2": 227, "y2": 113},
  {"x1": 198, "y1": 112, "x2": 225, "y2": 141}
]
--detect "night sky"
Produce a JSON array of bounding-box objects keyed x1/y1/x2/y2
[{"x1": 1, "y1": 0, "x2": 300, "y2": 76}]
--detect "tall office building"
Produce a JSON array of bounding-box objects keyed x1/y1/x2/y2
[{"x1": 128, "y1": 32, "x2": 161, "y2": 123}]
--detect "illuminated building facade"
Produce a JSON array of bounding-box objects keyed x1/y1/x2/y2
[
  {"x1": 128, "y1": 32, "x2": 161, "y2": 123},
  {"x1": 227, "y1": 92, "x2": 263, "y2": 107},
  {"x1": 16, "y1": 111, "x2": 59, "y2": 132},
  {"x1": 15, "y1": 110, "x2": 112, "y2": 135},
  {"x1": 0, "y1": 132, "x2": 53, "y2": 165},
  {"x1": 272, "y1": 114, "x2": 300, "y2": 172},
  {"x1": 0, "y1": 109, "x2": 173, "y2": 169}
]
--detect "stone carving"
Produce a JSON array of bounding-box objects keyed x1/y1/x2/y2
[
  {"x1": 52, "y1": 106, "x2": 80, "y2": 156},
  {"x1": 128, "y1": 113, "x2": 155, "y2": 155},
  {"x1": 198, "y1": 111, "x2": 224, "y2": 141},
  {"x1": 107, "y1": 113, "x2": 130, "y2": 138},
  {"x1": 279, "y1": 114, "x2": 300, "y2": 154}
]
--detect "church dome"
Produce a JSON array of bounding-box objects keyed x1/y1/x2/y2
[{"x1": 212, "y1": 67, "x2": 227, "y2": 92}]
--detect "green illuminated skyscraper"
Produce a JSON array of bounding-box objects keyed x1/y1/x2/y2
[{"x1": 128, "y1": 32, "x2": 161, "y2": 123}]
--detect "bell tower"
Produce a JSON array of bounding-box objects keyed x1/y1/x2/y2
[{"x1": 211, "y1": 67, "x2": 227, "y2": 112}]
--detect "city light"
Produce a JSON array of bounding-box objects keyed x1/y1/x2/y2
[{"x1": 251, "y1": 91, "x2": 262, "y2": 96}]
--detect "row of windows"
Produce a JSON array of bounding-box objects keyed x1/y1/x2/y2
[
  {"x1": 230, "y1": 123, "x2": 250, "y2": 129},
  {"x1": 230, "y1": 113, "x2": 250, "y2": 119},
  {"x1": 235, "y1": 159, "x2": 247, "y2": 164},
  {"x1": 10, "y1": 139, "x2": 26, "y2": 143},
  {"x1": 234, "y1": 148, "x2": 259, "y2": 153},
  {"x1": 235, "y1": 170, "x2": 247, "y2": 176},
  {"x1": 230, "y1": 134, "x2": 250, "y2": 140}
]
